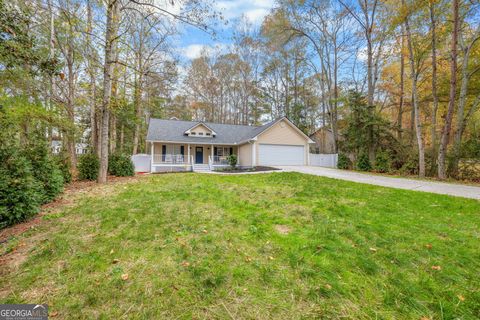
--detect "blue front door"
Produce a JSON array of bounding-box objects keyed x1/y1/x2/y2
[{"x1": 195, "y1": 147, "x2": 203, "y2": 163}]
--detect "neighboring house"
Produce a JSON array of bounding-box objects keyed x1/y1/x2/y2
[
  {"x1": 146, "y1": 117, "x2": 314, "y2": 172},
  {"x1": 51, "y1": 141, "x2": 89, "y2": 155},
  {"x1": 309, "y1": 126, "x2": 339, "y2": 154}
]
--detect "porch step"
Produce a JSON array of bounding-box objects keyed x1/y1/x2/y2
[{"x1": 193, "y1": 164, "x2": 211, "y2": 172}]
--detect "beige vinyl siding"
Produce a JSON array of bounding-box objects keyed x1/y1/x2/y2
[
  {"x1": 238, "y1": 143, "x2": 252, "y2": 167},
  {"x1": 256, "y1": 119, "x2": 309, "y2": 165},
  {"x1": 190, "y1": 124, "x2": 212, "y2": 136}
]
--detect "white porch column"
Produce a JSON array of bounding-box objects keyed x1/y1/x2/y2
[
  {"x1": 187, "y1": 144, "x2": 190, "y2": 164},
  {"x1": 150, "y1": 142, "x2": 154, "y2": 173},
  {"x1": 251, "y1": 142, "x2": 256, "y2": 167}
]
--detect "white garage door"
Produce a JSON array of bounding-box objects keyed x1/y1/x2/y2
[{"x1": 258, "y1": 144, "x2": 304, "y2": 166}]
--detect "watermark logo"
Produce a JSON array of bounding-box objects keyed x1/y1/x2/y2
[{"x1": 0, "y1": 304, "x2": 48, "y2": 320}]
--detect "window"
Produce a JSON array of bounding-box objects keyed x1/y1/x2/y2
[{"x1": 215, "y1": 147, "x2": 232, "y2": 157}]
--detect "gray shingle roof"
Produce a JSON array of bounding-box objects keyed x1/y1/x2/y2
[{"x1": 146, "y1": 118, "x2": 279, "y2": 145}]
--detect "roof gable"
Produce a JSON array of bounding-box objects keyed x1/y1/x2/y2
[
  {"x1": 184, "y1": 122, "x2": 217, "y2": 136},
  {"x1": 146, "y1": 117, "x2": 312, "y2": 145}
]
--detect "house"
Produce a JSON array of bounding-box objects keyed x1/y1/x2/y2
[
  {"x1": 51, "y1": 141, "x2": 89, "y2": 155},
  {"x1": 146, "y1": 117, "x2": 314, "y2": 172},
  {"x1": 309, "y1": 126, "x2": 338, "y2": 154}
]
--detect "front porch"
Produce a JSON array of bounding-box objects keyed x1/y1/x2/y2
[{"x1": 149, "y1": 142, "x2": 238, "y2": 172}]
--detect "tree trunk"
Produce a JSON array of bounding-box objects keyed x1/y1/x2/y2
[
  {"x1": 132, "y1": 43, "x2": 144, "y2": 154},
  {"x1": 66, "y1": 48, "x2": 77, "y2": 169},
  {"x1": 429, "y1": 2, "x2": 439, "y2": 173},
  {"x1": 404, "y1": 4, "x2": 425, "y2": 177},
  {"x1": 110, "y1": 113, "x2": 117, "y2": 153},
  {"x1": 437, "y1": 0, "x2": 459, "y2": 179},
  {"x1": 120, "y1": 123, "x2": 124, "y2": 152},
  {"x1": 98, "y1": 0, "x2": 119, "y2": 183},
  {"x1": 397, "y1": 27, "x2": 405, "y2": 140},
  {"x1": 450, "y1": 29, "x2": 480, "y2": 175},
  {"x1": 87, "y1": 0, "x2": 98, "y2": 156}
]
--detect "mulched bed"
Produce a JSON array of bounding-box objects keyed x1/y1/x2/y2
[{"x1": 214, "y1": 166, "x2": 280, "y2": 173}]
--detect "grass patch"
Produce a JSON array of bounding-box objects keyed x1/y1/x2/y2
[{"x1": 1, "y1": 172, "x2": 479, "y2": 319}]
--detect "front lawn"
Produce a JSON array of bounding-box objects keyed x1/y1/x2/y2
[{"x1": 1, "y1": 173, "x2": 479, "y2": 319}]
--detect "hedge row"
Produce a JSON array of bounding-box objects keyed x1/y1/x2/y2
[
  {"x1": 0, "y1": 140, "x2": 66, "y2": 228},
  {"x1": 77, "y1": 153, "x2": 134, "y2": 181}
]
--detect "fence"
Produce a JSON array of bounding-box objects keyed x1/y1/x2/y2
[
  {"x1": 309, "y1": 153, "x2": 338, "y2": 168},
  {"x1": 131, "y1": 154, "x2": 151, "y2": 172}
]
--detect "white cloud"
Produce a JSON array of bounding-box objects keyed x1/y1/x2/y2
[
  {"x1": 244, "y1": 8, "x2": 270, "y2": 25},
  {"x1": 180, "y1": 43, "x2": 230, "y2": 60},
  {"x1": 215, "y1": 0, "x2": 274, "y2": 25}
]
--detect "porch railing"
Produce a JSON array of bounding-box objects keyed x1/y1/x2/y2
[
  {"x1": 153, "y1": 154, "x2": 189, "y2": 164},
  {"x1": 212, "y1": 155, "x2": 229, "y2": 165}
]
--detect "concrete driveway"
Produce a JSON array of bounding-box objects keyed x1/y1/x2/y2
[{"x1": 276, "y1": 166, "x2": 480, "y2": 200}]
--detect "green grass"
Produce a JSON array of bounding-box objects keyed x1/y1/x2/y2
[{"x1": 1, "y1": 172, "x2": 479, "y2": 319}]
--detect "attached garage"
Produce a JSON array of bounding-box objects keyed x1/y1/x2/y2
[{"x1": 258, "y1": 144, "x2": 305, "y2": 166}]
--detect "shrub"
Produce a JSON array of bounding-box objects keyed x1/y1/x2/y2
[
  {"x1": 78, "y1": 153, "x2": 99, "y2": 181},
  {"x1": 0, "y1": 143, "x2": 41, "y2": 228},
  {"x1": 54, "y1": 151, "x2": 72, "y2": 184},
  {"x1": 108, "y1": 153, "x2": 134, "y2": 177},
  {"x1": 226, "y1": 154, "x2": 237, "y2": 168},
  {"x1": 23, "y1": 141, "x2": 64, "y2": 203},
  {"x1": 399, "y1": 154, "x2": 418, "y2": 175},
  {"x1": 356, "y1": 152, "x2": 371, "y2": 171},
  {"x1": 374, "y1": 151, "x2": 391, "y2": 173},
  {"x1": 337, "y1": 153, "x2": 351, "y2": 170}
]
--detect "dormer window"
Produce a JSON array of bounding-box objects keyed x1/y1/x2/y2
[{"x1": 184, "y1": 122, "x2": 216, "y2": 138}]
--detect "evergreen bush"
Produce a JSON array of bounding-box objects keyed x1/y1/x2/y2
[
  {"x1": 0, "y1": 143, "x2": 41, "y2": 228},
  {"x1": 54, "y1": 151, "x2": 72, "y2": 184},
  {"x1": 226, "y1": 154, "x2": 237, "y2": 169},
  {"x1": 337, "y1": 153, "x2": 351, "y2": 170},
  {"x1": 78, "y1": 153, "x2": 99, "y2": 181},
  {"x1": 23, "y1": 141, "x2": 64, "y2": 203},
  {"x1": 374, "y1": 151, "x2": 391, "y2": 173},
  {"x1": 108, "y1": 153, "x2": 134, "y2": 177},
  {"x1": 356, "y1": 152, "x2": 371, "y2": 171}
]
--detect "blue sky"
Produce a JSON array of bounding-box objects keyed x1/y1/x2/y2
[{"x1": 176, "y1": 0, "x2": 275, "y2": 60}]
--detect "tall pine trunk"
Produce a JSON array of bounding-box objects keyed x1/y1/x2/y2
[
  {"x1": 397, "y1": 27, "x2": 405, "y2": 140},
  {"x1": 404, "y1": 2, "x2": 425, "y2": 177},
  {"x1": 87, "y1": 0, "x2": 98, "y2": 156},
  {"x1": 98, "y1": 0, "x2": 119, "y2": 183},
  {"x1": 438, "y1": 0, "x2": 459, "y2": 179},
  {"x1": 429, "y1": 2, "x2": 439, "y2": 173}
]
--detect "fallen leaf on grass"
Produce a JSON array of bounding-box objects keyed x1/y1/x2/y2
[
  {"x1": 121, "y1": 273, "x2": 129, "y2": 280},
  {"x1": 431, "y1": 265, "x2": 441, "y2": 271}
]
